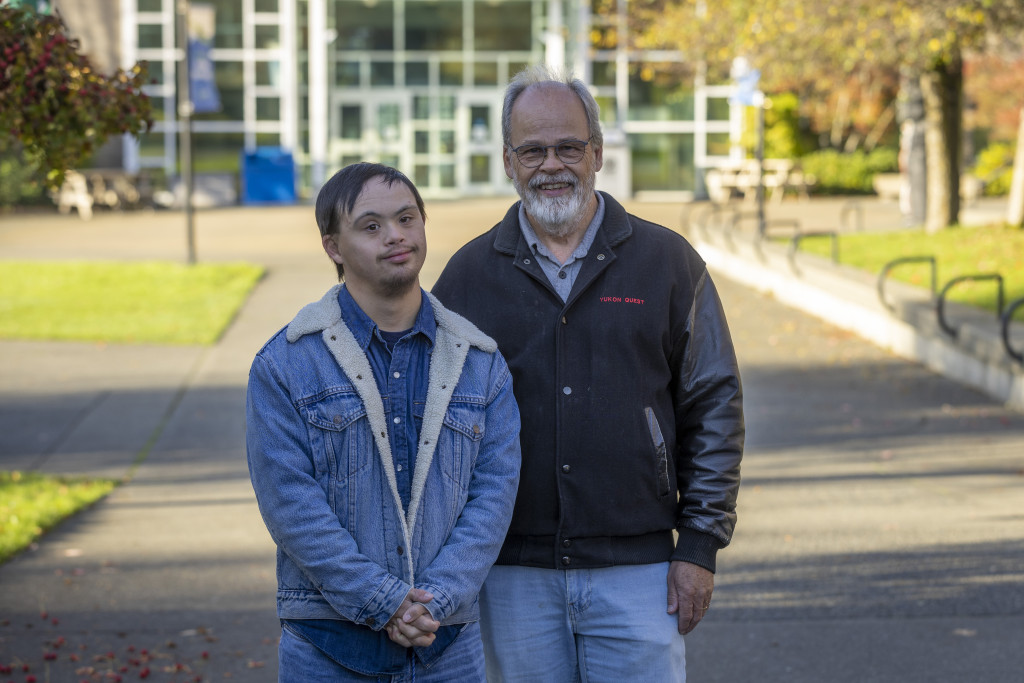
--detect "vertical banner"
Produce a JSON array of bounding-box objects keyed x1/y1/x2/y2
[{"x1": 188, "y1": 3, "x2": 220, "y2": 114}]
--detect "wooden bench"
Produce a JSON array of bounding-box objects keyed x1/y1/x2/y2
[
  {"x1": 51, "y1": 169, "x2": 153, "y2": 219},
  {"x1": 705, "y1": 159, "x2": 813, "y2": 204}
]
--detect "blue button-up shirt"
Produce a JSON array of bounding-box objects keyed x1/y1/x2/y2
[{"x1": 285, "y1": 285, "x2": 457, "y2": 674}]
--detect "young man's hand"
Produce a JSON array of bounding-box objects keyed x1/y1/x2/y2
[{"x1": 385, "y1": 588, "x2": 440, "y2": 647}]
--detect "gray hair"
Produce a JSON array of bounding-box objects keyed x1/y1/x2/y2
[{"x1": 501, "y1": 64, "x2": 603, "y2": 149}]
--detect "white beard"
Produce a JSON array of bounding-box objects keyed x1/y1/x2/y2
[{"x1": 513, "y1": 169, "x2": 596, "y2": 240}]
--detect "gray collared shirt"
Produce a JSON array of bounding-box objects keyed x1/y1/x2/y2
[{"x1": 518, "y1": 193, "x2": 606, "y2": 302}]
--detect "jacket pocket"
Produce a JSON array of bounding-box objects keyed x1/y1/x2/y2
[
  {"x1": 644, "y1": 406, "x2": 671, "y2": 497},
  {"x1": 438, "y1": 401, "x2": 486, "y2": 490}
]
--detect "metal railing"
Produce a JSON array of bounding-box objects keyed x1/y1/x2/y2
[
  {"x1": 937, "y1": 274, "x2": 1004, "y2": 339},
  {"x1": 877, "y1": 256, "x2": 936, "y2": 313}
]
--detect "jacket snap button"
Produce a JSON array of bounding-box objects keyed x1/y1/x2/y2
[
  {"x1": 562, "y1": 386, "x2": 571, "y2": 395},
  {"x1": 562, "y1": 539, "x2": 572, "y2": 548},
  {"x1": 561, "y1": 556, "x2": 571, "y2": 566},
  {"x1": 397, "y1": 546, "x2": 404, "y2": 555},
  {"x1": 366, "y1": 617, "x2": 376, "y2": 626},
  {"x1": 333, "y1": 415, "x2": 342, "y2": 425},
  {"x1": 524, "y1": 258, "x2": 531, "y2": 265},
  {"x1": 596, "y1": 254, "x2": 606, "y2": 260},
  {"x1": 562, "y1": 465, "x2": 571, "y2": 473},
  {"x1": 473, "y1": 424, "x2": 481, "y2": 434}
]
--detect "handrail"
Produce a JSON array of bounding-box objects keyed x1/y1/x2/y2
[
  {"x1": 1001, "y1": 296, "x2": 1024, "y2": 364},
  {"x1": 761, "y1": 218, "x2": 801, "y2": 239},
  {"x1": 789, "y1": 231, "x2": 839, "y2": 264},
  {"x1": 839, "y1": 200, "x2": 864, "y2": 232},
  {"x1": 937, "y1": 274, "x2": 1004, "y2": 339},
  {"x1": 877, "y1": 256, "x2": 936, "y2": 313}
]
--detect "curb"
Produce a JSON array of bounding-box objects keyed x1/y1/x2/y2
[{"x1": 692, "y1": 227, "x2": 1024, "y2": 413}]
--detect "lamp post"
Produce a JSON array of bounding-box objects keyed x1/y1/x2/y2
[{"x1": 176, "y1": 0, "x2": 196, "y2": 264}]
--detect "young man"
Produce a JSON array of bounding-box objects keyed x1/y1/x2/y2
[
  {"x1": 432, "y1": 66, "x2": 745, "y2": 681},
  {"x1": 246, "y1": 163, "x2": 520, "y2": 682}
]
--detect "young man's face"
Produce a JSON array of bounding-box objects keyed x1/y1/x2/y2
[
  {"x1": 503, "y1": 83, "x2": 603, "y2": 239},
  {"x1": 322, "y1": 176, "x2": 427, "y2": 298}
]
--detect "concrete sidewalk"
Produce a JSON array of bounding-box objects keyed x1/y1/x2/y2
[{"x1": 1, "y1": 197, "x2": 1023, "y2": 682}]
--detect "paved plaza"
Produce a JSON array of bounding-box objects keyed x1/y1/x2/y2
[{"x1": 1, "y1": 196, "x2": 1022, "y2": 681}]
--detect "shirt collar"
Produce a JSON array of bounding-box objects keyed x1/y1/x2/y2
[
  {"x1": 336, "y1": 284, "x2": 436, "y2": 350},
  {"x1": 518, "y1": 192, "x2": 605, "y2": 263}
]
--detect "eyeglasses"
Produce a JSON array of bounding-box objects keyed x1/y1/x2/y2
[{"x1": 509, "y1": 139, "x2": 591, "y2": 168}]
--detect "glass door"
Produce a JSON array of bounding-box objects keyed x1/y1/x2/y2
[
  {"x1": 329, "y1": 94, "x2": 410, "y2": 173},
  {"x1": 457, "y1": 94, "x2": 510, "y2": 196}
]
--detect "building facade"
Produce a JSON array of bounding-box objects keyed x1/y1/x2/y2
[{"x1": 89, "y1": 0, "x2": 742, "y2": 199}]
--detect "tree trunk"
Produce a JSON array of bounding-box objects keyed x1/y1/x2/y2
[
  {"x1": 1008, "y1": 106, "x2": 1024, "y2": 228},
  {"x1": 920, "y1": 53, "x2": 963, "y2": 233}
]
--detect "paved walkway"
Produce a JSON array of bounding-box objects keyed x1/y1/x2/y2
[{"x1": 1, "y1": 196, "x2": 1022, "y2": 682}]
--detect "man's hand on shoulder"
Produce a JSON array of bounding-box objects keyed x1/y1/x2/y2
[
  {"x1": 666, "y1": 561, "x2": 714, "y2": 635},
  {"x1": 385, "y1": 588, "x2": 440, "y2": 648}
]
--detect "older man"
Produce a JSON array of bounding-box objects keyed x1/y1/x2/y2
[{"x1": 432, "y1": 66, "x2": 744, "y2": 682}]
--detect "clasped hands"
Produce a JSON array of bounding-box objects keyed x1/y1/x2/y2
[{"x1": 385, "y1": 587, "x2": 440, "y2": 648}]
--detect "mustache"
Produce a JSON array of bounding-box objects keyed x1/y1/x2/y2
[{"x1": 529, "y1": 172, "x2": 576, "y2": 189}]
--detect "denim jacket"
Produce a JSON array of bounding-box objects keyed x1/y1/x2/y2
[{"x1": 246, "y1": 285, "x2": 521, "y2": 632}]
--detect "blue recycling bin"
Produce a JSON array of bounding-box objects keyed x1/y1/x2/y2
[{"x1": 240, "y1": 147, "x2": 296, "y2": 204}]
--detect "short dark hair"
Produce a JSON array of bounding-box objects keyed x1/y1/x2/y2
[{"x1": 314, "y1": 163, "x2": 426, "y2": 280}]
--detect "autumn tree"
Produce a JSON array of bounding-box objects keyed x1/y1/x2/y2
[
  {"x1": 0, "y1": 5, "x2": 152, "y2": 188},
  {"x1": 631, "y1": 0, "x2": 1024, "y2": 231}
]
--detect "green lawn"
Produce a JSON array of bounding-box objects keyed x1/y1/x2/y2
[
  {"x1": 0, "y1": 471, "x2": 117, "y2": 563},
  {"x1": 793, "y1": 223, "x2": 1024, "y2": 315},
  {"x1": 0, "y1": 261, "x2": 264, "y2": 345}
]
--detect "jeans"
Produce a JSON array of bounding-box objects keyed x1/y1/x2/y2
[
  {"x1": 278, "y1": 621, "x2": 485, "y2": 683},
  {"x1": 478, "y1": 563, "x2": 686, "y2": 683}
]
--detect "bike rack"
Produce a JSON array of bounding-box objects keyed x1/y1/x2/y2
[
  {"x1": 1002, "y1": 297, "x2": 1024, "y2": 364},
  {"x1": 877, "y1": 256, "x2": 936, "y2": 313},
  {"x1": 789, "y1": 231, "x2": 839, "y2": 267},
  {"x1": 937, "y1": 273, "x2": 1004, "y2": 339}
]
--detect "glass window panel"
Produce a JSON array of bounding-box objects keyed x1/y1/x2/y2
[
  {"x1": 707, "y1": 97, "x2": 730, "y2": 121},
  {"x1": 381, "y1": 154, "x2": 400, "y2": 168},
  {"x1": 590, "y1": 25, "x2": 617, "y2": 50},
  {"x1": 256, "y1": 133, "x2": 281, "y2": 146},
  {"x1": 474, "y1": 62, "x2": 497, "y2": 86},
  {"x1": 336, "y1": 61, "x2": 360, "y2": 86},
  {"x1": 406, "y1": 62, "x2": 429, "y2": 86},
  {"x1": 256, "y1": 97, "x2": 280, "y2": 120},
  {"x1": 138, "y1": 25, "x2": 162, "y2": 48},
  {"x1": 630, "y1": 133, "x2": 695, "y2": 192},
  {"x1": 340, "y1": 105, "x2": 362, "y2": 139},
  {"x1": 439, "y1": 130, "x2": 455, "y2": 154},
  {"x1": 378, "y1": 104, "x2": 401, "y2": 142},
  {"x1": 509, "y1": 62, "x2": 528, "y2": 80},
  {"x1": 406, "y1": 1, "x2": 462, "y2": 51},
  {"x1": 592, "y1": 61, "x2": 616, "y2": 87},
  {"x1": 256, "y1": 61, "x2": 281, "y2": 86},
  {"x1": 413, "y1": 96, "x2": 430, "y2": 120},
  {"x1": 213, "y1": 0, "x2": 243, "y2": 49},
  {"x1": 144, "y1": 61, "x2": 165, "y2": 86},
  {"x1": 146, "y1": 96, "x2": 166, "y2": 121},
  {"x1": 254, "y1": 0, "x2": 278, "y2": 11},
  {"x1": 371, "y1": 61, "x2": 395, "y2": 87},
  {"x1": 596, "y1": 96, "x2": 617, "y2": 125},
  {"x1": 470, "y1": 154, "x2": 490, "y2": 183},
  {"x1": 415, "y1": 131, "x2": 429, "y2": 154},
  {"x1": 194, "y1": 132, "x2": 243, "y2": 173},
  {"x1": 138, "y1": 0, "x2": 162, "y2": 11},
  {"x1": 414, "y1": 164, "x2": 429, "y2": 186},
  {"x1": 628, "y1": 65, "x2": 694, "y2": 121},
  {"x1": 440, "y1": 62, "x2": 462, "y2": 86},
  {"x1": 474, "y1": 2, "x2": 531, "y2": 50},
  {"x1": 470, "y1": 106, "x2": 490, "y2": 141},
  {"x1": 336, "y1": 0, "x2": 394, "y2": 50},
  {"x1": 707, "y1": 133, "x2": 731, "y2": 156},
  {"x1": 138, "y1": 131, "x2": 165, "y2": 157},
  {"x1": 439, "y1": 163, "x2": 455, "y2": 188},
  {"x1": 341, "y1": 154, "x2": 363, "y2": 168},
  {"x1": 255, "y1": 25, "x2": 280, "y2": 49},
  {"x1": 438, "y1": 96, "x2": 455, "y2": 120}
]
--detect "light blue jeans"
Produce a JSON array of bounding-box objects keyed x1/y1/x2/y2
[
  {"x1": 479, "y1": 563, "x2": 686, "y2": 683},
  {"x1": 278, "y1": 621, "x2": 486, "y2": 682}
]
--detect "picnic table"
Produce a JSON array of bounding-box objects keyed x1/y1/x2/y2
[
  {"x1": 51, "y1": 168, "x2": 154, "y2": 219},
  {"x1": 704, "y1": 159, "x2": 815, "y2": 204}
]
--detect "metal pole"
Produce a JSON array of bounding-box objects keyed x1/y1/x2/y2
[
  {"x1": 176, "y1": 0, "x2": 196, "y2": 264},
  {"x1": 756, "y1": 93, "x2": 766, "y2": 238}
]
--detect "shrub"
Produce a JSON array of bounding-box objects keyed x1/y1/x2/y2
[
  {"x1": 972, "y1": 142, "x2": 1015, "y2": 196},
  {"x1": 799, "y1": 147, "x2": 899, "y2": 194},
  {"x1": 0, "y1": 140, "x2": 47, "y2": 208}
]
